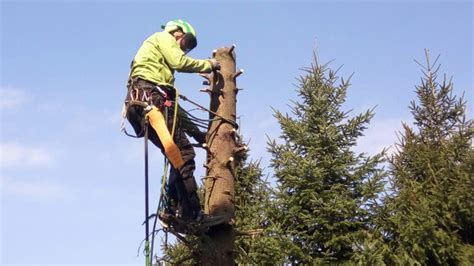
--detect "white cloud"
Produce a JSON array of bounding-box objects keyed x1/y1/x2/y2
[
  {"x1": 0, "y1": 88, "x2": 28, "y2": 110},
  {"x1": 1, "y1": 176, "x2": 69, "y2": 202},
  {"x1": 0, "y1": 143, "x2": 55, "y2": 168}
]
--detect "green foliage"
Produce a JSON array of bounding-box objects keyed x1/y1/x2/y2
[
  {"x1": 383, "y1": 51, "x2": 474, "y2": 265},
  {"x1": 234, "y1": 159, "x2": 289, "y2": 264},
  {"x1": 159, "y1": 235, "x2": 199, "y2": 265},
  {"x1": 268, "y1": 54, "x2": 387, "y2": 264}
]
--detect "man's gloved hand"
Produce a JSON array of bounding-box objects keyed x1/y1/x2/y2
[{"x1": 209, "y1": 59, "x2": 221, "y2": 71}]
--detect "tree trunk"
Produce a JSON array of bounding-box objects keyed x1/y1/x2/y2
[{"x1": 200, "y1": 46, "x2": 240, "y2": 265}]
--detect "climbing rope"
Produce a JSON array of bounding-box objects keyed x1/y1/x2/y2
[
  {"x1": 144, "y1": 118, "x2": 151, "y2": 266},
  {"x1": 179, "y1": 106, "x2": 221, "y2": 129},
  {"x1": 150, "y1": 157, "x2": 170, "y2": 265},
  {"x1": 178, "y1": 93, "x2": 239, "y2": 129}
]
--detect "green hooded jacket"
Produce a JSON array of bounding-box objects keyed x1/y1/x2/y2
[{"x1": 130, "y1": 31, "x2": 212, "y2": 87}]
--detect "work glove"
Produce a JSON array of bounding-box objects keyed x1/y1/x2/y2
[{"x1": 209, "y1": 59, "x2": 221, "y2": 71}]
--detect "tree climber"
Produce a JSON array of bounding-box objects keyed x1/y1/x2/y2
[{"x1": 123, "y1": 19, "x2": 221, "y2": 227}]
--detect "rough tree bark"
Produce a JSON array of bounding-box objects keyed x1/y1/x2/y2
[{"x1": 199, "y1": 45, "x2": 242, "y2": 265}]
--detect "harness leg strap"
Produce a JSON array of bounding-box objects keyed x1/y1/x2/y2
[{"x1": 146, "y1": 106, "x2": 185, "y2": 169}]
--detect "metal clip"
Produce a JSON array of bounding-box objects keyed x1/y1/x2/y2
[{"x1": 155, "y1": 85, "x2": 168, "y2": 99}]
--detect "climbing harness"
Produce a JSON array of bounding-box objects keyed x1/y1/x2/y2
[{"x1": 121, "y1": 80, "x2": 184, "y2": 169}]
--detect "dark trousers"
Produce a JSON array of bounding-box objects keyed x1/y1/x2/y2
[{"x1": 125, "y1": 78, "x2": 201, "y2": 219}]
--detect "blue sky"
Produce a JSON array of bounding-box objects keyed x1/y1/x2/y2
[{"x1": 1, "y1": 1, "x2": 472, "y2": 265}]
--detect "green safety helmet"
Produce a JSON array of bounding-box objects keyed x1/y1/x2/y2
[{"x1": 162, "y1": 19, "x2": 197, "y2": 54}]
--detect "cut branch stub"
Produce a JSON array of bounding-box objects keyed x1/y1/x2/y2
[
  {"x1": 233, "y1": 69, "x2": 244, "y2": 79},
  {"x1": 200, "y1": 87, "x2": 211, "y2": 94},
  {"x1": 199, "y1": 73, "x2": 211, "y2": 81},
  {"x1": 233, "y1": 145, "x2": 248, "y2": 155},
  {"x1": 228, "y1": 44, "x2": 236, "y2": 54}
]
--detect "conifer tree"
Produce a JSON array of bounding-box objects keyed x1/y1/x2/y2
[
  {"x1": 268, "y1": 53, "x2": 387, "y2": 264},
  {"x1": 233, "y1": 157, "x2": 289, "y2": 264},
  {"x1": 383, "y1": 51, "x2": 474, "y2": 265}
]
